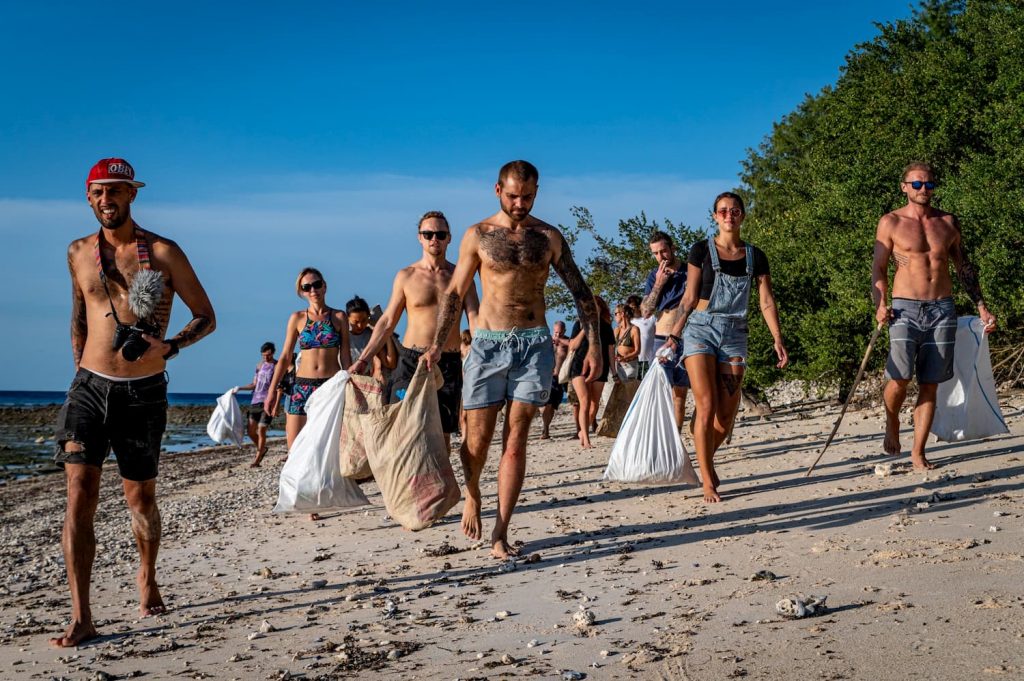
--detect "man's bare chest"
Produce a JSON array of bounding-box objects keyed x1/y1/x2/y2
[
  {"x1": 479, "y1": 229, "x2": 551, "y2": 273},
  {"x1": 405, "y1": 272, "x2": 450, "y2": 310},
  {"x1": 892, "y1": 220, "x2": 955, "y2": 256}
]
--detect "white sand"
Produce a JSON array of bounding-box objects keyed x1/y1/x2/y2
[{"x1": 2, "y1": 392, "x2": 1023, "y2": 679}]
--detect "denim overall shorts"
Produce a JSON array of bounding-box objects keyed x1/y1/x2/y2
[{"x1": 682, "y1": 240, "x2": 754, "y2": 366}]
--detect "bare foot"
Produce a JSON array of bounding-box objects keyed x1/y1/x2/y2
[
  {"x1": 49, "y1": 620, "x2": 98, "y2": 648},
  {"x1": 702, "y1": 484, "x2": 721, "y2": 503},
  {"x1": 138, "y1": 577, "x2": 166, "y2": 617},
  {"x1": 883, "y1": 414, "x2": 902, "y2": 455},
  {"x1": 461, "y1": 491, "x2": 482, "y2": 540},
  {"x1": 490, "y1": 536, "x2": 520, "y2": 559},
  {"x1": 539, "y1": 433, "x2": 550, "y2": 440},
  {"x1": 579, "y1": 431, "x2": 592, "y2": 449},
  {"x1": 911, "y1": 453, "x2": 936, "y2": 471}
]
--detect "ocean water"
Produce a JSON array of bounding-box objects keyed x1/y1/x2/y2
[{"x1": 0, "y1": 391, "x2": 281, "y2": 482}]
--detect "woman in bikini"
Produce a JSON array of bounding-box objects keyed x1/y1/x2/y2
[
  {"x1": 664, "y1": 192, "x2": 788, "y2": 503},
  {"x1": 613, "y1": 304, "x2": 641, "y2": 381},
  {"x1": 265, "y1": 267, "x2": 351, "y2": 450},
  {"x1": 568, "y1": 296, "x2": 616, "y2": 449}
]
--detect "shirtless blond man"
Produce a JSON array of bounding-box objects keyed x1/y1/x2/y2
[
  {"x1": 352, "y1": 211, "x2": 479, "y2": 448},
  {"x1": 422, "y1": 160, "x2": 601, "y2": 559},
  {"x1": 641, "y1": 231, "x2": 690, "y2": 429},
  {"x1": 52, "y1": 158, "x2": 216, "y2": 647},
  {"x1": 872, "y1": 162, "x2": 996, "y2": 470}
]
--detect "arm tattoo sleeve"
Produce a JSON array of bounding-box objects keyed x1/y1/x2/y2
[
  {"x1": 433, "y1": 291, "x2": 461, "y2": 347},
  {"x1": 953, "y1": 242, "x2": 984, "y2": 305},
  {"x1": 640, "y1": 280, "x2": 666, "y2": 317},
  {"x1": 169, "y1": 315, "x2": 214, "y2": 349},
  {"x1": 69, "y1": 256, "x2": 86, "y2": 369},
  {"x1": 553, "y1": 236, "x2": 600, "y2": 343}
]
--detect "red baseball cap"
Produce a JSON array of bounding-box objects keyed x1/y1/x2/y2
[{"x1": 86, "y1": 158, "x2": 145, "y2": 189}]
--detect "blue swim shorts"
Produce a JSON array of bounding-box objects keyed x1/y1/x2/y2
[{"x1": 463, "y1": 327, "x2": 555, "y2": 410}]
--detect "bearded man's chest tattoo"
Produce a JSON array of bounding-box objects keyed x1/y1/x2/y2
[{"x1": 479, "y1": 228, "x2": 550, "y2": 272}]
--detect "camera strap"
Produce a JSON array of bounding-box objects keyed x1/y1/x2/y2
[{"x1": 94, "y1": 224, "x2": 152, "y2": 324}]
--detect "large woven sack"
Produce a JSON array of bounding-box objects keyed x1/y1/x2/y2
[
  {"x1": 596, "y1": 378, "x2": 640, "y2": 438},
  {"x1": 339, "y1": 374, "x2": 385, "y2": 478},
  {"x1": 274, "y1": 371, "x2": 369, "y2": 513},
  {"x1": 362, "y1": 363, "x2": 460, "y2": 530}
]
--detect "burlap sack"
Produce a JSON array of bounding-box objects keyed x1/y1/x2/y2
[
  {"x1": 362, "y1": 363, "x2": 460, "y2": 531},
  {"x1": 339, "y1": 374, "x2": 385, "y2": 479},
  {"x1": 596, "y1": 378, "x2": 640, "y2": 438}
]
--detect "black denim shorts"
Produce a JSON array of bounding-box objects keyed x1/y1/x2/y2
[{"x1": 54, "y1": 369, "x2": 168, "y2": 481}]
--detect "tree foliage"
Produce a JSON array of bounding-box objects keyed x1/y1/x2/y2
[
  {"x1": 739, "y1": 0, "x2": 1024, "y2": 391},
  {"x1": 547, "y1": 1, "x2": 1023, "y2": 392},
  {"x1": 546, "y1": 206, "x2": 707, "y2": 318}
]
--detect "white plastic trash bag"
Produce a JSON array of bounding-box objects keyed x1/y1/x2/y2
[
  {"x1": 931, "y1": 316, "x2": 1009, "y2": 443},
  {"x1": 604, "y1": 360, "x2": 700, "y2": 485},
  {"x1": 207, "y1": 387, "x2": 245, "y2": 445},
  {"x1": 274, "y1": 371, "x2": 369, "y2": 513}
]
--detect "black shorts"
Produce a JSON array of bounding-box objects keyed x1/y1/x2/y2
[
  {"x1": 387, "y1": 346, "x2": 462, "y2": 433},
  {"x1": 54, "y1": 369, "x2": 168, "y2": 482},
  {"x1": 547, "y1": 376, "x2": 565, "y2": 407},
  {"x1": 248, "y1": 402, "x2": 273, "y2": 427}
]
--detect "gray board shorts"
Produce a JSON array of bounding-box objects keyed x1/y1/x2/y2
[
  {"x1": 885, "y1": 297, "x2": 957, "y2": 384},
  {"x1": 463, "y1": 327, "x2": 554, "y2": 409}
]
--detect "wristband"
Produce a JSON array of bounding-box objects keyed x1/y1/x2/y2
[
  {"x1": 668, "y1": 334, "x2": 681, "y2": 343},
  {"x1": 162, "y1": 339, "x2": 179, "y2": 360}
]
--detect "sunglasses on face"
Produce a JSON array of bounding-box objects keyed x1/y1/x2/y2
[
  {"x1": 300, "y1": 280, "x2": 324, "y2": 292},
  {"x1": 904, "y1": 180, "x2": 936, "y2": 190},
  {"x1": 419, "y1": 230, "x2": 449, "y2": 241},
  {"x1": 716, "y1": 208, "x2": 743, "y2": 218}
]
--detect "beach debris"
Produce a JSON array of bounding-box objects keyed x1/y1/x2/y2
[
  {"x1": 523, "y1": 553, "x2": 542, "y2": 564},
  {"x1": 572, "y1": 607, "x2": 597, "y2": 633},
  {"x1": 750, "y1": 570, "x2": 778, "y2": 582},
  {"x1": 993, "y1": 511, "x2": 1007, "y2": 517},
  {"x1": 259, "y1": 619, "x2": 275, "y2": 634},
  {"x1": 874, "y1": 463, "x2": 893, "y2": 477},
  {"x1": 258, "y1": 566, "x2": 273, "y2": 579},
  {"x1": 89, "y1": 672, "x2": 114, "y2": 681},
  {"x1": 500, "y1": 653, "x2": 516, "y2": 665},
  {"x1": 988, "y1": 526, "x2": 1000, "y2": 533},
  {"x1": 527, "y1": 639, "x2": 539, "y2": 648},
  {"x1": 600, "y1": 649, "x2": 611, "y2": 657},
  {"x1": 928, "y1": 491, "x2": 951, "y2": 503},
  {"x1": 495, "y1": 610, "x2": 512, "y2": 620},
  {"x1": 381, "y1": 598, "x2": 398, "y2": 620},
  {"x1": 561, "y1": 671, "x2": 585, "y2": 680},
  {"x1": 247, "y1": 631, "x2": 263, "y2": 641},
  {"x1": 776, "y1": 595, "x2": 827, "y2": 618},
  {"x1": 387, "y1": 649, "x2": 401, "y2": 661},
  {"x1": 310, "y1": 579, "x2": 328, "y2": 589},
  {"x1": 497, "y1": 559, "x2": 517, "y2": 574},
  {"x1": 423, "y1": 541, "x2": 460, "y2": 557},
  {"x1": 651, "y1": 559, "x2": 664, "y2": 570}
]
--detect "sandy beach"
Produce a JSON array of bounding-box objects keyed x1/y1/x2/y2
[{"x1": 1, "y1": 390, "x2": 1022, "y2": 680}]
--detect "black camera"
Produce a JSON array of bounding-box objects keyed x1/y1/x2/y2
[{"x1": 112, "y1": 319, "x2": 161, "y2": 362}]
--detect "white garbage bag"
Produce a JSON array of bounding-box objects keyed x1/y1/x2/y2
[
  {"x1": 274, "y1": 371, "x2": 369, "y2": 513},
  {"x1": 207, "y1": 387, "x2": 245, "y2": 445},
  {"x1": 931, "y1": 316, "x2": 1009, "y2": 442},
  {"x1": 604, "y1": 361, "x2": 700, "y2": 485}
]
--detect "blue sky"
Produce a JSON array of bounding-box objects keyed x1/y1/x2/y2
[{"x1": 1, "y1": 1, "x2": 913, "y2": 391}]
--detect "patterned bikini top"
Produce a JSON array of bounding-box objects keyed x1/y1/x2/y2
[{"x1": 298, "y1": 310, "x2": 341, "y2": 350}]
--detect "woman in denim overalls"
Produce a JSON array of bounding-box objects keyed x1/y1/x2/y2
[{"x1": 664, "y1": 193, "x2": 788, "y2": 503}]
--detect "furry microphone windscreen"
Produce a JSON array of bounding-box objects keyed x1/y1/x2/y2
[{"x1": 128, "y1": 269, "x2": 165, "y2": 319}]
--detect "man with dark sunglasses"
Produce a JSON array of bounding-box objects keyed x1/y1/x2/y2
[
  {"x1": 351, "y1": 211, "x2": 479, "y2": 450},
  {"x1": 872, "y1": 161, "x2": 996, "y2": 470},
  {"x1": 420, "y1": 160, "x2": 602, "y2": 560},
  {"x1": 50, "y1": 158, "x2": 216, "y2": 647}
]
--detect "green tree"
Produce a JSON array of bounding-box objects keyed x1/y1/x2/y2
[
  {"x1": 546, "y1": 207, "x2": 707, "y2": 319},
  {"x1": 740, "y1": 0, "x2": 1024, "y2": 392}
]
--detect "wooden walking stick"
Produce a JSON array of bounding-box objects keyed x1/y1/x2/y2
[{"x1": 805, "y1": 320, "x2": 886, "y2": 477}]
